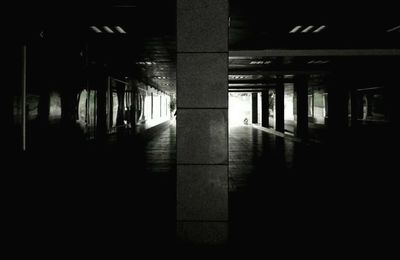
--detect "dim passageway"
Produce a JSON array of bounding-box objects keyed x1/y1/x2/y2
[
  {"x1": 7, "y1": 121, "x2": 177, "y2": 253},
  {"x1": 228, "y1": 125, "x2": 397, "y2": 252},
  {"x1": 7, "y1": 0, "x2": 399, "y2": 250}
]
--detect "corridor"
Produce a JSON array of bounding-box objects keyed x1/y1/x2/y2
[
  {"x1": 228, "y1": 125, "x2": 396, "y2": 251},
  {"x1": 6, "y1": 121, "x2": 177, "y2": 253},
  {"x1": 7, "y1": 0, "x2": 399, "y2": 251},
  {"x1": 229, "y1": 126, "x2": 328, "y2": 248}
]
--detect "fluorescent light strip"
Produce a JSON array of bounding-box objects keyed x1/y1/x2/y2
[
  {"x1": 302, "y1": 25, "x2": 314, "y2": 33},
  {"x1": 90, "y1": 26, "x2": 102, "y2": 33},
  {"x1": 387, "y1": 25, "x2": 400, "y2": 32},
  {"x1": 289, "y1": 25, "x2": 302, "y2": 33},
  {"x1": 115, "y1": 26, "x2": 126, "y2": 34},
  {"x1": 313, "y1": 25, "x2": 326, "y2": 33},
  {"x1": 103, "y1": 26, "x2": 114, "y2": 33}
]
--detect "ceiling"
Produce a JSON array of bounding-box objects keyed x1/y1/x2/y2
[
  {"x1": 13, "y1": 0, "x2": 177, "y2": 94},
  {"x1": 228, "y1": 0, "x2": 400, "y2": 91},
  {"x1": 229, "y1": 0, "x2": 400, "y2": 50},
  {"x1": 11, "y1": 1, "x2": 400, "y2": 94}
]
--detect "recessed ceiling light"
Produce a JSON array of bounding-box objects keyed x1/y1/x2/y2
[
  {"x1": 313, "y1": 25, "x2": 326, "y2": 33},
  {"x1": 387, "y1": 25, "x2": 400, "y2": 32},
  {"x1": 103, "y1": 26, "x2": 114, "y2": 33},
  {"x1": 115, "y1": 26, "x2": 126, "y2": 34},
  {"x1": 308, "y1": 60, "x2": 329, "y2": 64},
  {"x1": 289, "y1": 25, "x2": 302, "y2": 33},
  {"x1": 90, "y1": 26, "x2": 102, "y2": 33},
  {"x1": 302, "y1": 25, "x2": 314, "y2": 33},
  {"x1": 250, "y1": 61, "x2": 264, "y2": 64}
]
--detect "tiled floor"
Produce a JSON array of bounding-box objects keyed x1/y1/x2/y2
[
  {"x1": 144, "y1": 121, "x2": 176, "y2": 174},
  {"x1": 228, "y1": 126, "x2": 320, "y2": 247},
  {"x1": 227, "y1": 125, "x2": 397, "y2": 251},
  {"x1": 11, "y1": 121, "x2": 177, "y2": 251},
  {"x1": 10, "y1": 122, "x2": 396, "y2": 252}
]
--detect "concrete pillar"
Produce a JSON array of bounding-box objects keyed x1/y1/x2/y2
[
  {"x1": 38, "y1": 89, "x2": 50, "y2": 126},
  {"x1": 384, "y1": 76, "x2": 398, "y2": 131},
  {"x1": 177, "y1": 0, "x2": 228, "y2": 245},
  {"x1": 61, "y1": 85, "x2": 77, "y2": 127},
  {"x1": 350, "y1": 88, "x2": 361, "y2": 128},
  {"x1": 295, "y1": 75, "x2": 308, "y2": 139},
  {"x1": 130, "y1": 81, "x2": 137, "y2": 129},
  {"x1": 116, "y1": 85, "x2": 125, "y2": 126},
  {"x1": 94, "y1": 74, "x2": 108, "y2": 140},
  {"x1": 366, "y1": 93, "x2": 373, "y2": 117},
  {"x1": 327, "y1": 75, "x2": 349, "y2": 138},
  {"x1": 252, "y1": 92, "x2": 258, "y2": 124},
  {"x1": 275, "y1": 78, "x2": 285, "y2": 133},
  {"x1": 261, "y1": 91, "x2": 269, "y2": 128}
]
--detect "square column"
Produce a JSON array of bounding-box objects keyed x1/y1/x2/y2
[
  {"x1": 177, "y1": 0, "x2": 229, "y2": 246},
  {"x1": 261, "y1": 91, "x2": 269, "y2": 128},
  {"x1": 327, "y1": 75, "x2": 349, "y2": 139},
  {"x1": 295, "y1": 75, "x2": 309, "y2": 139},
  {"x1": 275, "y1": 78, "x2": 285, "y2": 133},
  {"x1": 252, "y1": 92, "x2": 258, "y2": 124},
  {"x1": 350, "y1": 88, "x2": 362, "y2": 128}
]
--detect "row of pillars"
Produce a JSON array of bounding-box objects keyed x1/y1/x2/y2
[
  {"x1": 176, "y1": 0, "x2": 397, "y2": 246},
  {"x1": 175, "y1": 0, "x2": 350, "y2": 245},
  {"x1": 250, "y1": 74, "x2": 379, "y2": 141},
  {"x1": 252, "y1": 75, "x2": 309, "y2": 139}
]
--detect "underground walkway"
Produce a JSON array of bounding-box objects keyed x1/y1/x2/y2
[
  {"x1": 6, "y1": 121, "x2": 396, "y2": 252},
  {"x1": 229, "y1": 125, "x2": 329, "y2": 249},
  {"x1": 228, "y1": 125, "x2": 397, "y2": 252},
  {"x1": 6, "y1": 121, "x2": 177, "y2": 253}
]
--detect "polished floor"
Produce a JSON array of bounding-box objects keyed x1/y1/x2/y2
[
  {"x1": 8, "y1": 121, "x2": 177, "y2": 254},
  {"x1": 228, "y1": 125, "x2": 397, "y2": 252},
  {"x1": 7, "y1": 121, "x2": 396, "y2": 253},
  {"x1": 229, "y1": 126, "x2": 328, "y2": 248}
]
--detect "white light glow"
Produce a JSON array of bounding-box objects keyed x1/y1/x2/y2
[
  {"x1": 103, "y1": 26, "x2": 114, "y2": 33},
  {"x1": 90, "y1": 26, "x2": 102, "y2": 33},
  {"x1": 115, "y1": 26, "x2": 127, "y2": 34},
  {"x1": 387, "y1": 25, "x2": 400, "y2": 32},
  {"x1": 289, "y1": 25, "x2": 302, "y2": 33},
  {"x1": 313, "y1": 25, "x2": 326, "y2": 33},
  {"x1": 302, "y1": 25, "x2": 314, "y2": 33},
  {"x1": 229, "y1": 93, "x2": 252, "y2": 127}
]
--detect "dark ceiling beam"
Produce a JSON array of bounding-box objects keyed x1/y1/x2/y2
[
  {"x1": 229, "y1": 79, "x2": 295, "y2": 84},
  {"x1": 229, "y1": 70, "x2": 328, "y2": 76},
  {"x1": 229, "y1": 89, "x2": 267, "y2": 92},
  {"x1": 229, "y1": 83, "x2": 275, "y2": 88},
  {"x1": 229, "y1": 49, "x2": 400, "y2": 57}
]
